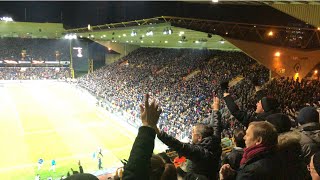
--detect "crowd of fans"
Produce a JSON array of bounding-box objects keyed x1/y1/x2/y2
[
  {"x1": 75, "y1": 47, "x2": 320, "y2": 180},
  {"x1": 78, "y1": 48, "x2": 272, "y2": 140},
  {"x1": 0, "y1": 38, "x2": 70, "y2": 61},
  {"x1": 0, "y1": 67, "x2": 70, "y2": 80}
]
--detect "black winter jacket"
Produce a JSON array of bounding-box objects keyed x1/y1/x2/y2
[
  {"x1": 223, "y1": 95, "x2": 279, "y2": 127},
  {"x1": 123, "y1": 126, "x2": 156, "y2": 180},
  {"x1": 157, "y1": 111, "x2": 222, "y2": 180},
  {"x1": 235, "y1": 149, "x2": 281, "y2": 180}
]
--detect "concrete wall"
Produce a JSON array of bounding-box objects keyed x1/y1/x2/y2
[
  {"x1": 224, "y1": 38, "x2": 320, "y2": 79},
  {"x1": 96, "y1": 41, "x2": 140, "y2": 64}
]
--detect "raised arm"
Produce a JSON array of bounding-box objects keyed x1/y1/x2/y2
[
  {"x1": 209, "y1": 97, "x2": 222, "y2": 139},
  {"x1": 223, "y1": 93, "x2": 251, "y2": 127},
  {"x1": 123, "y1": 94, "x2": 162, "y2": 180}
]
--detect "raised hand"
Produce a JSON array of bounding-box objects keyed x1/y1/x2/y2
[
  {"x1": 211, "y1": 96, "x2": 220, "y2": 111},
  {"x1": 139, "y1": 94, "x2": 162, "y2": 128}
]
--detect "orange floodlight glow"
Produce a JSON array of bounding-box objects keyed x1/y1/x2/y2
[
  {"x1": 274, "y1": 51, "x2": 280, "y2": 57},
  {"x1": 268, "y1": 31, "x2": 274, "y2": 36}
]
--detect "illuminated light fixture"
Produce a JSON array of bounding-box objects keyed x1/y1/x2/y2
[
  {"x1": 130, "y1": 40, "x2": 133, "y2": 43},
  {"x1": 195, "y1": 40, "x2": 200, "y2": 44},
  {"x1": 0, "y1": 16, "x2": 13, "y2": 22},
  {"x1": 108, "y1": 26, "x2": 110, "y2": 29},
  {"x1": 317, "y1": 27, "x2": 320, "y2": 31},
  {"x1": 163, "y1": 27, "x2": 173, "y2": 35},
  {"x1": 146, "y1": 31, "x2": 153, "y2": 36},
  {"x1": 80, "y1": 35, "x2": 83, "y2": 38},
  {"x1": 118, "y1": 35, "x2": 121, "y2": 38},
  {"x1": 103, "y1": 35, "x2": 106, "y2": 37},
  {"x1": 178, "y1": 41, "x2": 182, "y2": 43},
  {"x1": 212, "y1": 0, "x2": 219, "y2": 2},
  {"x1": 274, "y1": 51, "x2": 280, "y2": 57},
  {"x1": 88, "y1": 24, "x2": 91, "y2": 30},
  {"x1": 315, "y1": 70, "x2": 318, "y2": 74},
  {"x1": 90, "y1": 34, "x2": 94, "y2": 38},
  {"x1": 294, "y1": 73, "x2": 299, "y2": 80},
  {"x1": 165, "y1": 41, "x2": 168, "y2": 43},
  {"x1": 268, "y1": 31, "x2": 274, "y2": 36},
  {"x1": 131, "y1": 30, "x2": 137, "y2": 36},
  {"x1": 64, "y1": 34, "x2": 77, "y2": 40},
  {"x1": 108, "y1": 47, "x2": 112, "y2": 51},
  {"x1": 219, "y1": 39, "x2": 225, "y2": 44},
  {"x1": 225, "y1": 32, "x2": 228, "y2": 35},
  {"x1": 114, "y1": 40, "x2": 117, "y2": 42},
  {"x1": 254, "y1": 25, "x2": 256, "y2": 28},
  {"x1": 123, "y1": 34, "x2": 126, "y2": 37},
  {"x1": 141, "y1": 40, "x2": 143, "y2": 43},
  {"x1": 142, "y1": 35, "x2": 145, "y2": 38},
  {"x1": 179, "y1": 31, "x2": 184, "y2": 36},
  {"x1": 126, "y1": 40, "x2": 129, "y2": 43},
  {"x1": 151, "y1": 41, "x2": 154, "y2": 43}
]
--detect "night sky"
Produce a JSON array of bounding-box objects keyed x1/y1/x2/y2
[{"x1": 0, "y1": 1, "x2": 308, "y2": 29}]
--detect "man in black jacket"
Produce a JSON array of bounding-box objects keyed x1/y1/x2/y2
[
  {"x1": 219, "y1": 121, "x2": 281, "y2": 180},
  {"x1": 154, "y1": 97, "x2": 222, "y2": 180},
  {"x1": 223, "y1": 92, "x2": 280, "y2": 127}
]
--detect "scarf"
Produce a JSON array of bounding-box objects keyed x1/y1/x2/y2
[{"x1": 240, "y1": 144, "x2": 274, "y2": 166}]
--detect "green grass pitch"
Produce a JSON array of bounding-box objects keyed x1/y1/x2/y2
[{"x1": 0, "y1": 81, "x2": 135, "y2": 180}]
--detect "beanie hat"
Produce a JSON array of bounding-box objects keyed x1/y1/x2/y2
[
  {"x1": 261, "y1": 97, "x2": 279, "y2": 112},
  {"x1": 313, "y1": 152, "x2": 320, "y2": 175},
  {"x1": 297, "y1": 106, "x2": 319, "y2": 124},
  {"x1": 266, "y1": 113, "x2": 292, "y2": 133}
]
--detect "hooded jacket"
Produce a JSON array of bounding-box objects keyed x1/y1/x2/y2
[
  {"x1": 297, "y1": 122, "x2": 320, "y2": 164},
  {"x1": 277, "y1": 130, "x2": 308, "y2": 180}
]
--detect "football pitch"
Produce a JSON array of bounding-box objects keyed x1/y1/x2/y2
[{"x1": 0, "y1": 81, "x2": 136, "y2": 180}]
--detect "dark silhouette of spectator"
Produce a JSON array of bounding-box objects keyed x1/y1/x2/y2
[
  {"x1": 296, "y1": 107, "x2": 320, "y2": 164},
  {"x1": 267, "y1": 113, "x2": 308, "y2": 180},
  {"x1": 222, "y1": 128, "x2": 245, "y2": 170},
  {"x1": 64, "y1": 173, "x2": 98, "y2": 180}
]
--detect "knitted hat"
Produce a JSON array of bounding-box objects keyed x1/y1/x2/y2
[
  {"x1": 266, "y1": 113, "x2": 292, "y2": 133},
  {"x1": 313, "y1": 151, "x2": 320, "y2": 175},
  {"x1": 261, "y1": 97, "x2": 279, "y2": 112},
  {"x1": 297, "y1": 107, "x2": 319, "y2": 124}
]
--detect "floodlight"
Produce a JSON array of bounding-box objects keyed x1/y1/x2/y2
[{"x1": 0, "y1": 16, "x2": 13, "y2": 22}]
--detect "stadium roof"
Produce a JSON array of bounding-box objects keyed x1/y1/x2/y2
[{"x1": 69, "y1": 23, "x2": 238, "y2": 50}]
